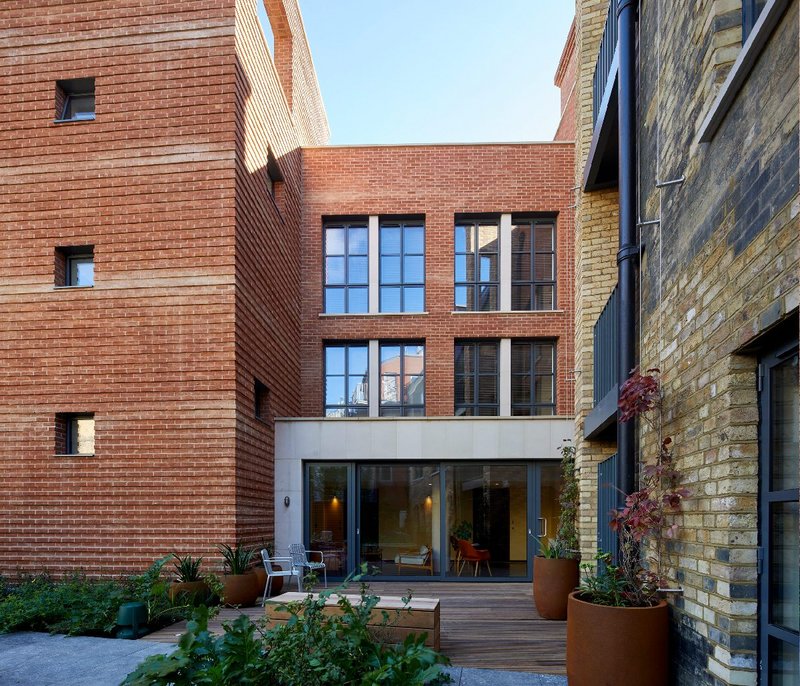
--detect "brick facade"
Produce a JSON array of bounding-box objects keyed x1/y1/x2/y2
[
  {"x1": 573, "y1": 1, "x2": 799, "y2": 685},
  {"x1": 300, "y1": 143, "x2": 575, "y2": 419}
]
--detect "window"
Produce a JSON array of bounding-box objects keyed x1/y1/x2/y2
[
  {"x1": 324, "y1": 222, "x2": 369, "y2": 314},
  {"x1": 56, "y1": 246, "x2": 94, "y2": 287},
  {"x1": 324, "y1": 343, "x2": 369, "y2": 416},
  {"x1": 379, "y1": 342, "x2": 425, "y2": 416},
  {"x1": 454, "y1": 341, "x2": 499, "y2": 416},
  {"x1": 511, "y1": 220, "x2": 556, "y2": 310},
  {"x1": 56, "y1": 413, "x2": 95, "y2": 455},
  {"x1": 254, "y1": 379, "x2": 270, "y2": 421},
  {"x1": 379, "y1": 220, "x2": 425, "y2": 312},
  {"x1": 455, "y1": 220, "x2": 499, "y2": 311},
  {"x1": 742, "y1": 0, "x2": 767, "y2": 40},
  {"x1": 511, "y1": 341, "x2": 556, "y2": 416},
  {"x1": 266, "y1": 148, "x2": 284, "y2": 198},
  {"x1": 55, "y1": 78, "x2": 95, "y2": 122}
]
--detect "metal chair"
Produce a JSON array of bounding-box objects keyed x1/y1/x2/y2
[
  {"x1": 288, "y1": 543, "x2": 327, "y2": 588},
  {"x1": 261, "y1": 550, "x2": 301, "y2": 606}
]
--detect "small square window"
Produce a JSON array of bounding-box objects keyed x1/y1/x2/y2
[
  {"x1": 55, "y1": 78, "x2": 95, "y2": 122},
  {"x1": 266, "y1": 148, "x2": 284, "y2": 198},
  {"x1": 56, "y1": 413, "x2": 95, "y2": 456},
  {"x1": 255, "y1": 380, "x2": 270, "y2": 421},
  {"x1": 56, "y1": 246, "x2": 94, "y2": 287}
]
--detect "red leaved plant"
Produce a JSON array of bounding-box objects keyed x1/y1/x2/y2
[{"x1": 607, "y1": 368, "x2": 689, "y2": 606}]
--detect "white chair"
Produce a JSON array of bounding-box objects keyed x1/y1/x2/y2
[
  {"x1": 288, "y1": 543, "x2": 327, "y2": 588},
  {"x1": 261, "y1": 550, "x2": 301, "y2": 606}
]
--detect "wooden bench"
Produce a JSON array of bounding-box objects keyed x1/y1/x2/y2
[{"x1": 264, "y1": 592, "x2": 440, "y2": 650}]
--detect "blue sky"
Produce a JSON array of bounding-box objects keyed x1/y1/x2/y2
[{"x1": 260, "y1": 2, "x2": 575, "y2": 145}]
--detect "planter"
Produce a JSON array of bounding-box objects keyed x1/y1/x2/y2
[
  {"x1": 222, "y1": 572, "x2": 259, "y2": 607},
  {"x1": 566, "y1": 591, "x2": 669, "y2": 686},
  {"x1": 269, "y1": 564, "x2": 284, "y2": 596},
  {"x1": 168, "y1": 580, "x2": 210, "y2": 602},
  {"x1": 253, "y1": 566, "x2": 267, "y2": 599},
  {"x1": 532, "y1": 556, "x2": 579, "y2": 620}
]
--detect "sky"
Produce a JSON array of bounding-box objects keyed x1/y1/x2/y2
[{"x1": 259, "y1": 1, "x2": 575, "y2": 145}]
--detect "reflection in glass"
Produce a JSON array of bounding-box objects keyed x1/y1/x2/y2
[
  {"x1": 771, "y1": 354, "x2": 799, "y2": 491},
  {"x1": 455, "y1": 221, "x2": 499, "y2": 312},
  {"x1": 324, "y1": 344, "x2": 368, "y2": 417},
  {"x1": 380, "y1": 221, "x2": 425, "y2": 313},
  {"x1": 446, "y1": 464, "x2": 528, "y2": 577},
  {"x1": 511, "y1": 220, "x2": 555, "y2": 311},
  {"x1": 308, "y1": 464, "x2": 348, "y2": 576},
  {"x1": 770, "y1": 501, "x2": 799, "y2": 631},
  {"x1": 380, "y1": 343, "x2": 425, "y2": 416},
  {"x1": 769, "y1": 636, "x2": 799, "y2": 686},
  {"x1": 359, "y1": 465, "x2": 439, "y2": 576}
]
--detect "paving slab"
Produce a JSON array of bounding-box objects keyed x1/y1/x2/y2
[
  {"x1": 443, "y1": 666, "x2": 567, "y2": 685},
  {"x1": 0, "y1": 632, "x2": 173, "y2": 686}
]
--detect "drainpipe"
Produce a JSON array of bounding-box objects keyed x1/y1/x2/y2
[{"x1": 616, "y1": 0, "x2": 639, "y2": 509}]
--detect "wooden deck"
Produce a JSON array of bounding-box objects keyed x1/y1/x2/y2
[{"x1": 143, "y1": 581, "x2": 566, "y2": 675}]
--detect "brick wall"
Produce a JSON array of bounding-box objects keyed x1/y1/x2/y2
[
  {"x1": 554, "y1": 19, "x2": 577, "y2": 142},
  {"x1": 636, "y1": 3, "x2": 799, "y2": 684},
  {"x1": 572, "y1": 0, "x2": 620, "y2": 561},
  {"x1": 0, "y1": 0, "x2": 240, "y2": 574},
  {"x1": 300, "y1": 143, "x2": 575, "y2": 419}
]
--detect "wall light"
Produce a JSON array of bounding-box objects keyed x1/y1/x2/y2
[{"x1": 284, "y1": 496, "x2": 291, "y2": 507}]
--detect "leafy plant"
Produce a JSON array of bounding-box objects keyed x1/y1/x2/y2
[
  {"x1": 450, "y1": 521, "x2": 472, "y2": 541},
  {"x1": 539, "y1": 442, "x2": 580, "y2": 560},
  {"x1": 218, "y1": 544, "x2": 255, "y2": 576},
  {"x1": 124, "y1": 567, "x2": 450, "y2": 686},
  {"x1": 580, "y1": 368, "x2": 689, "y2": 607},
  {"x1": 172, "y1": 554, "x2": 203, "y2": 583}
]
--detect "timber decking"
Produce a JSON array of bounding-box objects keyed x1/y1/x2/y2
[{"x1": 142, "y1": 581, "x2": 566, "y2": 674}]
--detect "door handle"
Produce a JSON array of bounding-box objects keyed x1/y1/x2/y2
[{"x1": 538, "y1": 517, "x2": 547, "y2": 537}]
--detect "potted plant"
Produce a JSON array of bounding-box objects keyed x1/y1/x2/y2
[
  {"x1": 218, "y1": 543, "x2": 258, "y2": 607},
  {"x1": 168, "y1": 553, "x2": 209, "y2": 602},
  {"x1": 567, "y1": 368, "x2": 689, "y2": 686},
  {"x1": 532, "y1": 442, "x2": 580, "y2": 620}
]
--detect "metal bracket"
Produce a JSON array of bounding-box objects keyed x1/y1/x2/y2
[
  {"x1": 655, "y1": 176, "x2": 685, "y2": 188},
  {"x1": 637, "y1": 219, "x2": 660, "y2": 227}
]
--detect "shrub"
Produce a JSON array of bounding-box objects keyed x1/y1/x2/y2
[
  {"x1": 124, "y1": 572, "x2": 450, "y2": 686},
  {"x1": 0, "y1": 556, "x2": 207, "y2": 637}
]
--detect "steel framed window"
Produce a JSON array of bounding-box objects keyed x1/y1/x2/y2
[
  {"x1": 742, "y1": 0, "x2": 767, "y2": 41},
  {"x1": 324, "y1": 343, "x2": 369, "y2": 417},
  {"x1": 511, "y1": 219, "x2": 556, "y2": 311},
  {"x1": 324, "y1": 222, "x2": 369, "y2": 314},
  {"x1": 511, "y1": 341, "x2": 556, "y2": 416},
  {"x1": 379, "y1": 220, "x2": 425, "y2": 313},
  {"x1": 379, "y1": 342, "x2": 425, "y2": 416},
  {"x1": 454, "y1": 220, "x2": 499, "y2": 311},
  {"x1": 454, "y1": 341, "x2": 499, "y2": 416}
]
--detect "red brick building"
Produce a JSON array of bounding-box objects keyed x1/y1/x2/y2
[{"x1": 0, "y1": 0, "x2": 576, "y2": 581}]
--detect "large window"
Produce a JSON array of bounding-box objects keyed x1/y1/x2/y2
[
  {"x1": 454, "y1": 220, "x2": 499, "y2": 311},
  {"x1": 324, "y1": 343, "x2": 368, "y2": 416},
  {"x1": 379, "y1": 343, "x2": 425, "y2": 416},
  {"x1": 324, "y1": 222, "x2": 369, "y2": 314},
  {"x1": 511, "y1": 220, "x2": 555, "y2": 310},
  {"x1": 380, "y1": 220, "x2": 425, "y2": 313},
  {"x1": 511, "y1": 341, "x2": 556, "y2": 416},
  {"x1": 454, "y1": 341, "x2": 499, "y2": 416}
]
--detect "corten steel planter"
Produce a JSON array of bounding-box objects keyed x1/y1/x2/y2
[
  {"x1": 532, "y1": 556, "x2": 579, "y2": 620},
  {"x1": 566, "y1": 591, "x2": 669, "y2": 686},
  {"x1": 222, "y1": 572, "x2": 259, "y2": 607}
]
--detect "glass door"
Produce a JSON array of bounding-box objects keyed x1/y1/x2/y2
[
  {"x1": 759, "y1": 343, "x2": 799, "y2": 685},
  {"x1": 306, "y1": 463, "x2": 351, "y2": 577},
  {"x1": 357, "y1": 464, "x2": 440, "y2": 577}
]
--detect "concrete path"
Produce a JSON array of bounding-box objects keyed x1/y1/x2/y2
[
  {"x1": 0, "y1": 632, "x2": 172, "y2": 686},
  {"x1": 0, "y1": 632, "x2": 568, "y2": 685}
]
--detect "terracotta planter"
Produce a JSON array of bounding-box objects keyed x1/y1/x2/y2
[
  {"x1": 567, "y1": 591, "x2": 669, "y2": 686},
  {"x1": 532, "y1": 556, "x2": 579, "y2": 620},
  {"x1": 222, "y1": 572, "x2": 259, "y2": 607},
  {"x1": 253, "y1": 566, "x2": 267, "y2": 599},
  {"x1": 168, "y1": 580, "x2": 209, "y2": 602},
  {"x1": 269, "y1": 564, "x2": 284, "y2": 596}
]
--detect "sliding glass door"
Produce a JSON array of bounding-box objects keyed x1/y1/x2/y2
[{"x1": 305, "y1": 461, "x2": 557, "y2": 580}]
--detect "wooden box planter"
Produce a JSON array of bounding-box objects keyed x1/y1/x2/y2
[
  {"x1": 265, "y1": 592, "x2": 440, "y2": 650},
  {"x1": 532, "y1": 556, "x2": 579, "y2": 620},
  {"x1": 566, "y1": 591, "x2": 669, "y2": 686}
]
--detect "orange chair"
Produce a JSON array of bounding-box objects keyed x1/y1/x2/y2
[{"x1": 457, "y1": 539, "x2": 492, "y2": 577}]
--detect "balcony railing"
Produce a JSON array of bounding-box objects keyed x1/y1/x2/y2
[
  {"x1": 593, "y1": 285, "x2": 619, "y2": 405},
  {"x1": 592, "y1": 0, "x2": 618, "y2": 125}
]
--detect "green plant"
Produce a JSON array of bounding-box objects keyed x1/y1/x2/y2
[
  {"x1": 218, "y1": 544, "x2": 255, "y2": 576},
  {"x1": 124, "y1": 568, "x2": 450, "y2": 686},
  {"x1": 171, "y1": 554, "x2": 203, "y2": 583},
  {"x1": 450, "y1": 521, "x2": 472, "y2": 541},
  {"x1": 538, "y1": 442, "x2": 580, "y2": 560}
]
